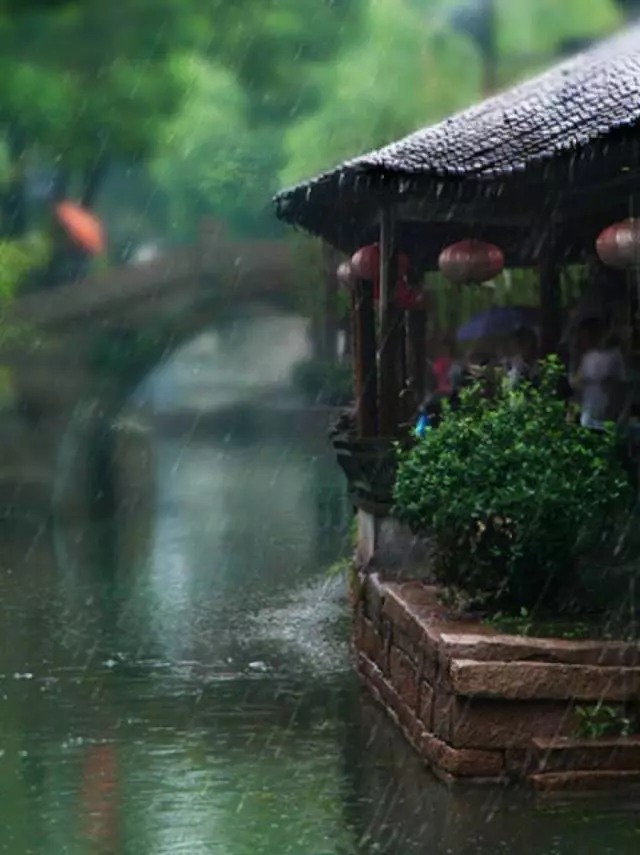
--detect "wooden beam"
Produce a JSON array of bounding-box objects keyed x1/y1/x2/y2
[{"x1": 397, "y1": 199, "x2": 531, "y2": 228}]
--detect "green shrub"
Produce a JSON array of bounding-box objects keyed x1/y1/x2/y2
[
  {"x1": 393, "y1": 357, "x2": 633, "y2": 614},
  {"x1": 0, "y1": 231, "x2": 52, "y2": 301},
  {"x1": 291, "y1": 357, "x2": 353, "y2": 406}
]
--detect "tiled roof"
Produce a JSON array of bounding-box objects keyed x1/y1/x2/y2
[{"x1": 274, "y1": 24, "x2": 640, "y2": 244}]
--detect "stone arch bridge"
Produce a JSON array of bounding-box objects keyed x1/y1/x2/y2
[{"x1": 0, "y1": 231, "x2": 300, "y2": 515}]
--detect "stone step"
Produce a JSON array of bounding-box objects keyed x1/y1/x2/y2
[
  {"x1": 530, "y1": 769, "x2": 640, "y2": 792},
  {"x1": 448, "y1": 657, "x2": 640, "y2": 703},
  {"x1": 528, "y1": 736, "x2": 640, "y2": 774}
]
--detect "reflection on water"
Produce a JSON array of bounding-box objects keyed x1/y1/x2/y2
[
  {"x1": 0, "y1": 313, "x2": 638, "y2": 853},
  {"x1": 136, "y1": 312, "x2": 311, "y2": 413}
]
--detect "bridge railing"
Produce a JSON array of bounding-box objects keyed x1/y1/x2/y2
[{"x1": 10, "y1": 232, "x2": 298, "y2": 331}]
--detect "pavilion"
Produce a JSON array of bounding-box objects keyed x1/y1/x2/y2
[{"x1": 274, "y1": 23, "x2": 640, "y2": 507}]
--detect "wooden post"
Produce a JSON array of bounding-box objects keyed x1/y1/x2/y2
[
  {"x1": 352, "y1": 280, "x2": 378, "y2": 437},
  {"x1": 407, "y1": 307, "x2": 428, "y2": 404},
  {"x1": 377, "y1": 207, "x2": 403, "y2": 437},
  {"x1": 539, "y1": 245, "x2": 562, "y2": 356}
]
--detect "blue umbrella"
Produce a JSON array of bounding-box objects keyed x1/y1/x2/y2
[{"x1": 456, "y1": 306, "x2": 540, "y2": 342}]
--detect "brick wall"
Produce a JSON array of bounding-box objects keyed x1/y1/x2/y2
[{"x1": 353, "y1": 571, "x2": 640, "y2": 792}]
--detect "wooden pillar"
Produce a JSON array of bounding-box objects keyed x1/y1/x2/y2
[
  {"x1": 378, "y1": 207, "x2": 403, "y2": 437},
  {"x1": 407, "y1": 308, "x2": 428, "y2": 404},
  {"x1": 352, "y1": 280, "x2": 378, "y2": 437},
  {"x1": 539, "y1": 247, "x2": 562, "y2": 356}
]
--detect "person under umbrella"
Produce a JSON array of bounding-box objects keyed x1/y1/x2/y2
[
  {"x1": 457, "y1": 305, "x2": 540, "y2": 343},
  {"x1": 506, "y1": 325, "x2": 539, "y2": 389},
  {"x1": 48, "y1": 201, "x2": 106, "y2": 287}
]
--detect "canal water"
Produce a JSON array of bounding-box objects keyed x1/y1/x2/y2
[{"x1": 0, "y1": 312, "x2": 638, "y2": 854}]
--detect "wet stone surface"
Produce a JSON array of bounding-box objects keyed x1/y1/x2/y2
[{"x1": 355, "y1": 572, "x2": 640, "y2": 802}]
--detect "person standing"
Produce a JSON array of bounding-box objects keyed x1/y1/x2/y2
[
  {"x1": 572, "y1": 318, "x2": 627, "y2": 427},
  {"x1": 432, "y1": 341, "x2": 454, "y2": 396},
  {"x1": 506, "y1": 326, "x2": 539, "y2": 388}
]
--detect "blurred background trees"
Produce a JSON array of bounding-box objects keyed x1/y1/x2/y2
[{"x1": 0, "y1": 0, "x2": 633, "y2": 285}]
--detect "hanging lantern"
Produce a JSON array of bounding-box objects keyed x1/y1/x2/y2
[
  {"x1": 336, "y1": 261, "x2": 356, "y2": 290},
  {"x1": 438, "y1": 239, "x2": 504, "y2": 284},
  {"x1": 351, "y1": 244, "x2": 379, "y2": 280},
  {"x1": 596, "y1": 219, "x2": 640, "y2": 269},
  {"x1": 351, "y1": 244, "x2": 411, "y2": 283},
  {"x1": 350, "y1": 244, "x2": 418, "y2": 305}
]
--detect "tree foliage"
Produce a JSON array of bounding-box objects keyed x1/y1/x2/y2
[
  {"x1": 282, "y1": 0, "x2": 623, "y2": 187},
  {"x1": 393, "y1": 359, "x2": 633, "y2": 614},
  {"x1": 151, "y1": 56, "x2": 282, "y2": 239},
  {"x1": 0, "y1": 0, "x2": 629, "y2": 256},
  {"x1": 282, "y1": 0, "x2": 479, "y2": 186}
]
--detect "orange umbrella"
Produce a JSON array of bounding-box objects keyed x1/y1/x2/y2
[{"x1": 55, "y1": 200, "x2": 106, "y2": 255}]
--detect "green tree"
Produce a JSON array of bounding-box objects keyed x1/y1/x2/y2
[
  {"x1": 197, "y1": 0, "x2": 364, "y2": 123},
  {"x1": 151, "y1": 56, "x2": 282, "y2": 240},
  {"x1": 282, "y1": 0, "x2": 623, "y2": 187},
  {"x1": 0, "y1": 0, "x2": 364, "y2": 244},
  {"x1": 281, "y1": 0, "x2": 481, "y2": 187},
  {"x1": 0, "y1": 1, "x2": 194, "y2": 213},
  {"x1": 150, "y1": 0, "x2": 365, "y2": 238},
  {"x1": 393, "y1": 359, "x2": 633, "y2": 614}
]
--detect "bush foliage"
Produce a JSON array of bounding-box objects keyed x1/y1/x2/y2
[{"x1": 393, "y1": 358, "x2": 634, "y2": 614}]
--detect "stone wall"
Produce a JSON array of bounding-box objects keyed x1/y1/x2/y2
[
  {"x1": 353, "y1": 571, "x2": 640, "y2": 792},
  {"x1": 355, "y1": 510, "x2": 433, "y2": 579}
]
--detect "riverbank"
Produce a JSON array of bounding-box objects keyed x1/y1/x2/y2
[{"x1": 352, "y1": 571, "x2": 640, "y2": 801}]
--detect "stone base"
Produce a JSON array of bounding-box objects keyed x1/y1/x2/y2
[
  {"x1": 353, "y1": 572, "x2": 640, "y2": 791},
  {"x1": 355, "y1": 509, "x2": 433, "y2": 578}
]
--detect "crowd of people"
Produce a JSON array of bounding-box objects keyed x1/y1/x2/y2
[{"x1": 418, "y1": 314, "x2": 633, "y2": 433}]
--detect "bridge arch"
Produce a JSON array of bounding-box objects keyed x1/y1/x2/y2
[{"x1": 2, "y1": 233, "x2": 303, "y2": 518}]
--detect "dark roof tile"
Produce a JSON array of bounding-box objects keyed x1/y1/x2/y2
[{"x1": 276, "y1": 24, "x2": 640, "y2": 216}]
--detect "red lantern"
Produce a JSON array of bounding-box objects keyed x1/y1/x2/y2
[
  {"x1": 349, "y1": 244, "x2": 420, "y2": 307},
  {"x1": 351, "y1": 244, "x2": 380, "y2": 280},
  {"x1": 596, "y1": 219, "x2": 640, "y2": 269},
  {"x1": 350, "y1": 245, "x2": 411, "y2": 282},
  {"x1": 439, "y1": 239, "x2": 504, "y2": 284},
  {"x1": 337, "y1": 261, "x2": 356, "y2": 290}
]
